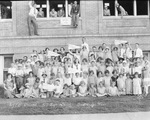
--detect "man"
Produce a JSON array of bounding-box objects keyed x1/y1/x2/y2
[
  {"x1": 81, "y1": 37, "x2": 89, "y2": 52},
  {"x1": 134, "y1": 43, "x2": 143, "y2": 58},
  {"x1": 50, "y1": 8, "x2": 57, "y2": 17},
  {"x1": 70, "y1": 1, "x2": 80, "y2": 27},
  {"x1": 57, "y1": 8, "x2": 65, "y2": 17},
  {"x1": 28, "y1": 1, "x2": 39, "y2": 36}
]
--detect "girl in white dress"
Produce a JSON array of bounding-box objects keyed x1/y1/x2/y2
[
  {"x1": 96, "y1": 82, "x2": 107, "y2": 97},
  {"x1": 81, "y1": 58, "x2": 89, "y2": 73},
  {"x1": 117, "y1": 73, "x2": 125, "y2": 95},
  {"x1": 108, "y1": 82, "x2": 119, "y2": 96},
  {"x1": 77, "y1": 81, "x2": 88, "y2": 97},
  {"x1": 103, "y1": 70, "x2": 111, "y2": 93},
  {"x1": 88, "y1": 83, "x2": 97, "y2": 97},
  {"x1": 125, "y1": 73, "x2": 133, "y2": 95},
  {"x1": 69, "y1": 84, "x2": 77, "y2": 97},
  {"x1": 96, "y1": 71, "x2": 104, "y2": 87},
  {"x1": 4, "y1": 73, "x2": 16, "y2": 98},
  {"x1": 133, "y1": 72, "x2": 142, "y2": 96},
  {"x1": 64, "y1": 73, "x2": 72, "y2": 86}
]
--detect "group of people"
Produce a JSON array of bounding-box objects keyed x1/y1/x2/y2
[
  {"x1": 104, "y1": 2, "x2": 128, "y2": 17},
  {"x1": 28, "y1": 1, "x2": 80, "y2": 36},
  {"x1": 4, "y1": 37, "x2": 150, "y2": 99}
]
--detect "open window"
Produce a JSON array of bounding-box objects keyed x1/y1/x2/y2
[
  {"x1": 35, "y1": 0, "x2": 80, "y2": 18},
  {"x1": 103, "y1": 0, "x2": 115, "y2": 16},
  {"x1": 137, "y1": 0, "x2": 148, "y2": 15},
  {"x1": 0, "y1": 1, "x2": 12, "y2": 19}
]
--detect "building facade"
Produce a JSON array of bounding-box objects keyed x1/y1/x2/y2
[{"x1": 0, "y1": 0, "x2": 150, "y2": 82}]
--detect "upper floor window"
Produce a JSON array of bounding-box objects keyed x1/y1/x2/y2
[
  {"x1": 103, "y1": 0, "x2": 149, "y2": 17},
  {"x1": 35, "y1": 0, "x2": 80, "y2": 18},
  {"x1": 0, "y1": 1, "x2": 12, "y2": 19}
]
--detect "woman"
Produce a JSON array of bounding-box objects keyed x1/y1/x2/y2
[{"x1": 4, "y1": 73, "x2": 16, "y2": 98}]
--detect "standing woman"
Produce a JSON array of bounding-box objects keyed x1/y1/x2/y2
[
  {"x1": 4, "y1": 73, "x2": 16, "y2": 98},
  {"x1": 28, "y1": 1, "x2": 39, "y2": 36},
  {"x1": 70, "y1": 1, "x2": 80, "y2": 28},
  {"x1": 142, "y1": 59, "x2": 150, "y2": 96}
]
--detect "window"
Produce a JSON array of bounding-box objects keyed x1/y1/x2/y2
[
  {"x1": 0, "y1": 1, "x2": 12, "y2": 19},
  {"x1": 35, "y1": 0, "x2": 80, "y2": 18},
  {"x1": 117, "y1": 0, "x2": 134, "y2": 16},
  {"x1": 103, "y1": 0, "x2": 149, "y2": 17},
  {"x1": 137, "y1": 0, "x2": 148, "y2": 15}
]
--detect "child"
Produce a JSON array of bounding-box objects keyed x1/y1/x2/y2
[
  {"x1": 31, "y1": 77, "x2": 40, "y2": 98},
  {"x1": 88, "y1": 70, "x2": 97, "y2": 88},
  {"x1": 46, "y1": 80, "x2": 55, "y2": 98},
  {"x1": 82, "y1": 71, "x2": 88, "y2": 86},
  {"x1": 61, "y1": 84, "x2": 70, "y2": 98},
  {"x1": 133, "y1": 72, "x2": 142, "y2": 96},
  {"x1": 89, "y1": 61, "x2": 98, "y2": 77},
  {"x1": 108, "y1": 82, "x2": 119, "y2": 96},
  {"x1": 4, "y1": 73, "x2": 16, "y2": 98},
  {"x1": 73, "y1": 72, "x2": 82, "y2": 87},
  {"x1": 77, "y1": 81, "x2": 88, "y2": 97},
  {"x1": 69, "y1": 84, "x2": 77, "y2": 97},
  {"x1": 125, "y1": 73, "x2": 132, "y2": 95},
  {"x1": 64, "y1": 73, "x2": 72, "y2": 86},
  {"x1": 53, "y1": 79, "x2": 63, "y2": 98},
  {"x1": 96, "y1": 82, "x2": 107, "y2": 97},
  {"x1": 88, "y1": 83, "x2": 97, "y2": 97},
  {"x1": 117, "y1": 73, "x2": 125, "y2": 95},
  {"x1": 103, "y1": 70, "x2": 111, "y2": 93},
  {"x1": 97, "y1": 71, "x2": 104, "y2": 87}
]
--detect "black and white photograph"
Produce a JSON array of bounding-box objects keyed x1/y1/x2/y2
[{"x1": 0, "y1": 0, "x2": 150, "y2": 120}]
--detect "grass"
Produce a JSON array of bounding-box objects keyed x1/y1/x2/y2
[
  {"x1": 1, "y1": 86, "x2": 150, "y2": 115},
  {"x1": 0, "y1": 95, "x2": 150, "y2": 115}
]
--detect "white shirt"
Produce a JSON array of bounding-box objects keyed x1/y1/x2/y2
[
  {"x1": 29, "y1": 1, "x2": 38, "y2": 18},
  {"x1": 81, "y1": 42, "x2": 89, "y2": 52},
  {"x1": 134, "y1": 48, "x2": 143, "y2": 58}
]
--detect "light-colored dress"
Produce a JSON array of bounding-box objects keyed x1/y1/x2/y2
[
  {"x1": 133, "y1": 78, "x2": 142, "y2": 95},
  {"x1": 125, "y1": 78, "x2": 132, "y2": 95}
]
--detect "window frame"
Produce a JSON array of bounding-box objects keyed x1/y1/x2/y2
[
  {"x1": 102, "y1": 0, "x2": 149, "y2": 19},
  {"x1": 0, "y1": 1, "x2": 12, "y2": 20},
  {"x1": 36, "y1": 0, "x2": 81, "y2": 20}
]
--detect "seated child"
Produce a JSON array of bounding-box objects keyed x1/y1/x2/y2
[
  {"x1": 117, "y1": 73, "x2": 125, "y2": 95},
  {"x1": 69, "y1": 84, "x2": 77, "y2": 97},
  {"x1": 46, "y1": 80, "x2": 55, "y2": 98},
  {"x1": 53, "y1": 79, "x2": 63, "y2": 98},
  {"x1": 88, "y1": 70, "x2": 97, "y2": 88},
  {"x1": 108, "y1": 82, "x2": 119, "y2": 96},
  {"x1": 77, "y1": 81, "x2": 88, "y2": 97},
  {"x1": 60, "y1": 84, "x2": 70, "y2": 98},
  {"x1": 31, "y1": 77, "x2": 40, "y2": 98},
  {"x1": 4, "y1": 73, "x2": 16, "y2": 99},
  {"x1": 103, "y1": 70, "x2": 111, "y2": 93},
  {"x1": 96, "y1": 82, "x2": 107, "y2": 97},
  {"x1": 88, "y1": 83, "x2": 97, "y2": 97}
]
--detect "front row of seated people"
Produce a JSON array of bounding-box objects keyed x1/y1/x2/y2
[{"x1": 4, "y1": 70, "x2": 143, "y2": 99}]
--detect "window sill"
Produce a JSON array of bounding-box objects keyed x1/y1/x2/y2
[
  {"x1": 0, "y1": 19, "x2": 12, "y2": 22},
  {"x1": 102, "y1": 16, "x2": 149, "y2": 19},
  {"x1": 37, "y1": 17, "x2": 82, "y2": 21}
]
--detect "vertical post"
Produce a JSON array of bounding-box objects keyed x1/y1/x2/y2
[
  {"x1": 0, "y1": 5, "x2": 1, "y2": 19},
  {"x1": 115, "y1": 0, "x2": 118, "y2": 16},
  {"x1": 0, "y1": 56, "x2": 4, "y2": 85},
  {"x1": 134, "y1": 0, "x2": 137, "y2": 16},
  {"x1": 65, "y1": 0, "x2": 68, "y2": 17},
  {"x1": 47, "y1": 0, "x2": 50, "y2": 18}
]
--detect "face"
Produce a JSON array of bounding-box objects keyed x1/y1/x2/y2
[
  {"x1": 105, "y1": 72, "x2": 109, "y2": 76},
  {"x1": 8, "y1": 75, "x2": 12, "y2": 79},
  {"x1": 135, "y1": 44, "x2": 139, "y2": 48},
  {"x1": 74, "y1": 1, "x2": 77, "y2": 5},
  {"x1": 29, "y1": 72, "x2": 33, "y2": 77},
  {"x1": 98, "y1": 72, "x2": 102, "y2": 77}
]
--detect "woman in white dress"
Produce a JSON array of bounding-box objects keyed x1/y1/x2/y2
[
  {"x1": 133, "y1": 72, "x2": 142, "y2": 95},
  {"x1": 142, "y1": 60, "x2": 150, "y2": 96}
]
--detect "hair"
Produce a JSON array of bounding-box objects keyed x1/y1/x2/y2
[
  {"x1": 29, "y1": 71, "x2": 34, "y2": 76},
  {"x1": 60, "y1": 47, "x2": 65, "y2": 51},
  {"x1": 104, "y1": 70, "x2": 110, "y2": 74},
  {"x1": 112, "y1": 70, "x2": 118, "y2": 74},
  {"x1": 7, "y1": 73, "x2": 13, "y2": 78},
  {"x1": 82, "y1": 58, "x2": 88, "y2": 63}
]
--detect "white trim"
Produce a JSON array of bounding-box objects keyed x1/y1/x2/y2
[{"x1": 0, "y1": 19, "x2": 12, "y2": 22}]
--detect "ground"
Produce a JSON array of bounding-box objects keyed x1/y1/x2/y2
[
  {"x1": 0, "y1": 95, "x2": 150, "y2": 115},
  {"x1": 1, "y1": 86, "x2": 150, "y2": 115}
]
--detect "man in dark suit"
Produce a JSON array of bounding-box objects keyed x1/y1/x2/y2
[{"x1": 70, "y1": 1, "x2": 80, "y2": 28}]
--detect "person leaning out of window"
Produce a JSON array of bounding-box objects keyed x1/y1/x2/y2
[
  {"x1": 37, "y1": 7, "x2": 44, "y2": 18},
  {"x1": 103, "y1": 5, "x2": 110, "y2": 16},
  {"x1": 57, "y1": 8, "x2": 65, "y2": 17},
  {"x1": 70, "y1": 1, "x2": 80, "y2": 28},
  {"x1": 115, "y1": 2, "x2": 128, "y2": 18},
  {"x1": 50, "y1": 8, "x2": 57, "y2": 17}
]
